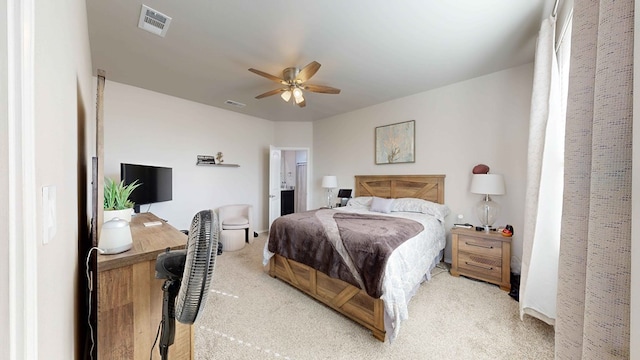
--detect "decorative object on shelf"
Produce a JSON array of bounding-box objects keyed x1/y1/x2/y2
[
  {"x1": 375, "y1": 120, "x2": 415, "y2": 164},
  {"x1": 472, "y1": 164, "x2": 490, "y2": 174},
  {"x1": 103, "y1": 177, "x2": 141, "y2": 223},
  {"x1": 502, "y1": 224, "x2": 514, "y2": 237},
  {"x1": 216, "y1": 152, "x2": 224, "y2": 164},
  {"x1": 196, "y1": 163, "x2": 240, "y2": 167},
  {"x1": 321, "y1": 175, "x2": 338, "y2": 208},
  {"x1": 470, "y1": 173, "x2": 506, "y2": 232},
  {"x1": 197, "y1": 155, "x2": 216, "y2": 165}
]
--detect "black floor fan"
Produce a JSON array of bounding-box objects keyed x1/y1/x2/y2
[{"x1": 155, "y1": 210, "x2": 218, "y2": 360}]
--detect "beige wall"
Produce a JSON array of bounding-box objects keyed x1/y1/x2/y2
[
  {"x1": 1, "y1": 0, "x2": 93, "y2": 357},
  {"x1": 0, "y1": 0, "x2": 9, "y2": 358},
  {"x1": 33, "y1": 0, "x2": 94, "y2": 358},
  {"x1": 313, "y1": 63, "x2": 534, "y2": 270},
  {"x1": 99, "y1": 62, "x2": 534, "y2": 273},
  {"x1": 102, "y1": 81, "x2": 280, "y2": 232}
]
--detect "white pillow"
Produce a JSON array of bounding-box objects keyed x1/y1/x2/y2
[
  {"x1": 370, "y1": 197, "x2": 394, "y2": 214},
  {"x1": 346, "y1": 196, "x2": 373, "y2": 209},
  {"x1": 391, "y1": 197, "x2": 450, "y2": 222}
]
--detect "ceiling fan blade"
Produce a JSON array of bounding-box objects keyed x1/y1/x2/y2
[
  {"x1": 295, "y1": 61, "x2": 321, "y2": 83},
  {"x1": 248, "y1": 68, "x2": 285, "y2": 83},
  {"x1": 255, "y1": 88, "x2": 285, "y2": 99},
  {"x1": 303, "y1": 84, "x2": 341, "y2": 94}
]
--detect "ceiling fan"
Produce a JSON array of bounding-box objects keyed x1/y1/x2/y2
[{"x1": 249, "y1": 61, "x2": 341, "y2": 108}]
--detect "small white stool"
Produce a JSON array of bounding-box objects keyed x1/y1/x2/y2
[{"x1": 220, "y1": 229, "x2": 245, "y2": 252}]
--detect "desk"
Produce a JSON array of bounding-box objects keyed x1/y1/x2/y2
[{"x1": 97, "y1": 213, "x2": 193, "y2": 360}]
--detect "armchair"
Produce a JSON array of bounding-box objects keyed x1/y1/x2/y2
[{"x1": 217, "y1": 204, "x2": 253, "y2": 252}]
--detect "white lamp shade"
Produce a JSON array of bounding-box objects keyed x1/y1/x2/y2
[
  {"x1": 321, "y1": 175, "x2": 337, "y2": 188},
  {"x1": 280, "y1": 90, "x2": 292, "y2": 102},
  {"x1": 470, "y1": 174, "x2": 506, "y2": 195},
  {"x1": 292, "y1": 87, "x2": 304, "y2": 104},
  {"x1": 292, "y1": 87, "x2": 303, "y2": 100}
]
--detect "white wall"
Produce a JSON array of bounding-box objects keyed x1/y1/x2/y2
[
  {"x1": 33, "y1": 0, "x2": 94, "y2": 358},
  {"x1": 102, "y1": 62, "x2": 533, "y2": 272},
  {"x1": 103, "y1": 81, "x2": 277, "y2": 232},
  {"x1": 0, "y1": 0, "x2": 9, "y2": 357},
  {"x1": 273, "y1": 121, "x2": 313, "y2": 147},
  {"x1": 313, "y1": 63, "x2": 533, "y2": 271}
]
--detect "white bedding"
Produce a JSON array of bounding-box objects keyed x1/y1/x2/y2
[{"x1": 263, "y1": 198, "x2": 448, "y2": 341}]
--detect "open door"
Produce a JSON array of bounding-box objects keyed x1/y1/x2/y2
[{"x1": 268, "y1": 146, "x2": 282, "y2": 229}]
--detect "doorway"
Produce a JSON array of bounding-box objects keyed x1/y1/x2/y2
[
  {"x1": 268, "y1": 146, "x2": 310, "y2": 229},
  {"x1": 281, "y1": 150, "x2": 308, "y2": 214}
]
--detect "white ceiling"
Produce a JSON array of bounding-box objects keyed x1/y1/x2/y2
[{"x1": 86, "y1": 0, "x2": 552, "y2": 122}]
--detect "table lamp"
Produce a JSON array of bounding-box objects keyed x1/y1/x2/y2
[
  {"x1": 470, "y1": 174, "x2": 506, "y2": 232},
  {"x1": 321, "y1": 175, "x2": 338, "y2": 208}
]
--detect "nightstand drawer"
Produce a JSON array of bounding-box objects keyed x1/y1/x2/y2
[
  {"x1": 458, "y1": 252, "x2": 502, "y2": 281},
  {"x1": 458, "y1": 235, "x2": 503, "y2": 257}
]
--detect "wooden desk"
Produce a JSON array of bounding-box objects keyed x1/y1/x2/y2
[{"x1": 97, "y1": 213, "x2": 193, "y2": 360}]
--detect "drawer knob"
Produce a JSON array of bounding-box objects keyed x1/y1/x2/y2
[{"x1": 465, "y1": 241, "x2": 494, "y2": 249}]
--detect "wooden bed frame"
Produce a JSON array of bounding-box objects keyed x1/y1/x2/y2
[{"x1": 268, "y1": 175, "x2": 445, "y2": 341}]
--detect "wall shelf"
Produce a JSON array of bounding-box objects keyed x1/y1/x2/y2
[{"x1": 196, "y1": 162, "x2": 239, "y2": 167}]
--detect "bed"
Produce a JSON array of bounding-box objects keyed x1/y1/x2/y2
[{"x1": 263, "y1": 174, "x2": 447, "y2": 341}]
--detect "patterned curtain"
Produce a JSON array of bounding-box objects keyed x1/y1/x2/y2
[{"x1": 555, "y1": 0, "x2": 633, "y2": 358}]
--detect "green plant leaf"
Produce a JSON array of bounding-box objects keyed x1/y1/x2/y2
[{"x1": 103, "y1": 177, "x2": 142, "y2": 210}]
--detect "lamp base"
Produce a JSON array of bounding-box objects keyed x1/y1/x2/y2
[
  {"x1": 326, "y1": 189, "x2": 335, "y2": 208},
  {"x1": 475, "y1": 195, "x2": 500, "y2": 232}
]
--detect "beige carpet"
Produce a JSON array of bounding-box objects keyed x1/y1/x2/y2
[{"x1": 194, "y1": 234, "x2": 554, "y2": 360}]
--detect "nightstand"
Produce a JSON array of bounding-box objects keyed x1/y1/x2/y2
[{"x1": 450, "y1": 228, "x2": 512, "y2": 291}]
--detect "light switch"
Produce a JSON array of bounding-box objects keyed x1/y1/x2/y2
[{"x1": 42, "y1": 185, "x2": 57, "y2": 244}]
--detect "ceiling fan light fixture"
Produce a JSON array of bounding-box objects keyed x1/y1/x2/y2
[
  {"x1": 280, "y1": 90, "x2": 292, "y2": 102},
  {"x1": 249, "y1": 61, "x2": 340, "y2": 107},
  {"x1": 292, "y1": 87, "x2": 304, "y2": 102}
]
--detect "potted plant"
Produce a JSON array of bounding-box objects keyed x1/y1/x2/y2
[{"x1": 103, "y1": 177, "x2": 141, "y2": 223}]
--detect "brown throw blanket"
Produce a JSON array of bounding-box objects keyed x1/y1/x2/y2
[{"x1": 268, "y1": 209, "x2": 424, "y2": 298}]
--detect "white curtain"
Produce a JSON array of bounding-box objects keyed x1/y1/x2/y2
[
  {"x1": 519, "y1": 11, "x2": 572, "y2": 325},
  {"x1": 295, "y1": 163, "x2": 307, "y2": 212}
]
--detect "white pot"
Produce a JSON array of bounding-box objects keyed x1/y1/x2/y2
[{"x1": 104, "y1": 208, "x2": 133, "y2": 223}]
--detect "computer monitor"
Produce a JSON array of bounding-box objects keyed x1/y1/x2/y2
[
  {"x1": 121, "y1": 163, "x2": 173, "y2": 212},
  {"x1": 337, "y1": 189, "x2": 352, "y2": 198},
  {"x1": 337, "y1": 189, "x2": 352, "y2": 206}
]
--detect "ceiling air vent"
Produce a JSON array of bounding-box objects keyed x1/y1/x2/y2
[
  {"x1": 138, "y1": 5, "x2": 172, "y2": 37},
  {"x1": 225, "y1": 100, "x2": 246, "y2": 108}
]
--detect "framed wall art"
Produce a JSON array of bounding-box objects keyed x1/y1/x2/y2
[{"x1": 375, "y1": 120, "x2": 415, "y2": 164}]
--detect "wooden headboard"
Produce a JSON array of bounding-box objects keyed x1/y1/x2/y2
[{"x1": 354, "y1": 175, "x2": 445, "y2": 204}]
